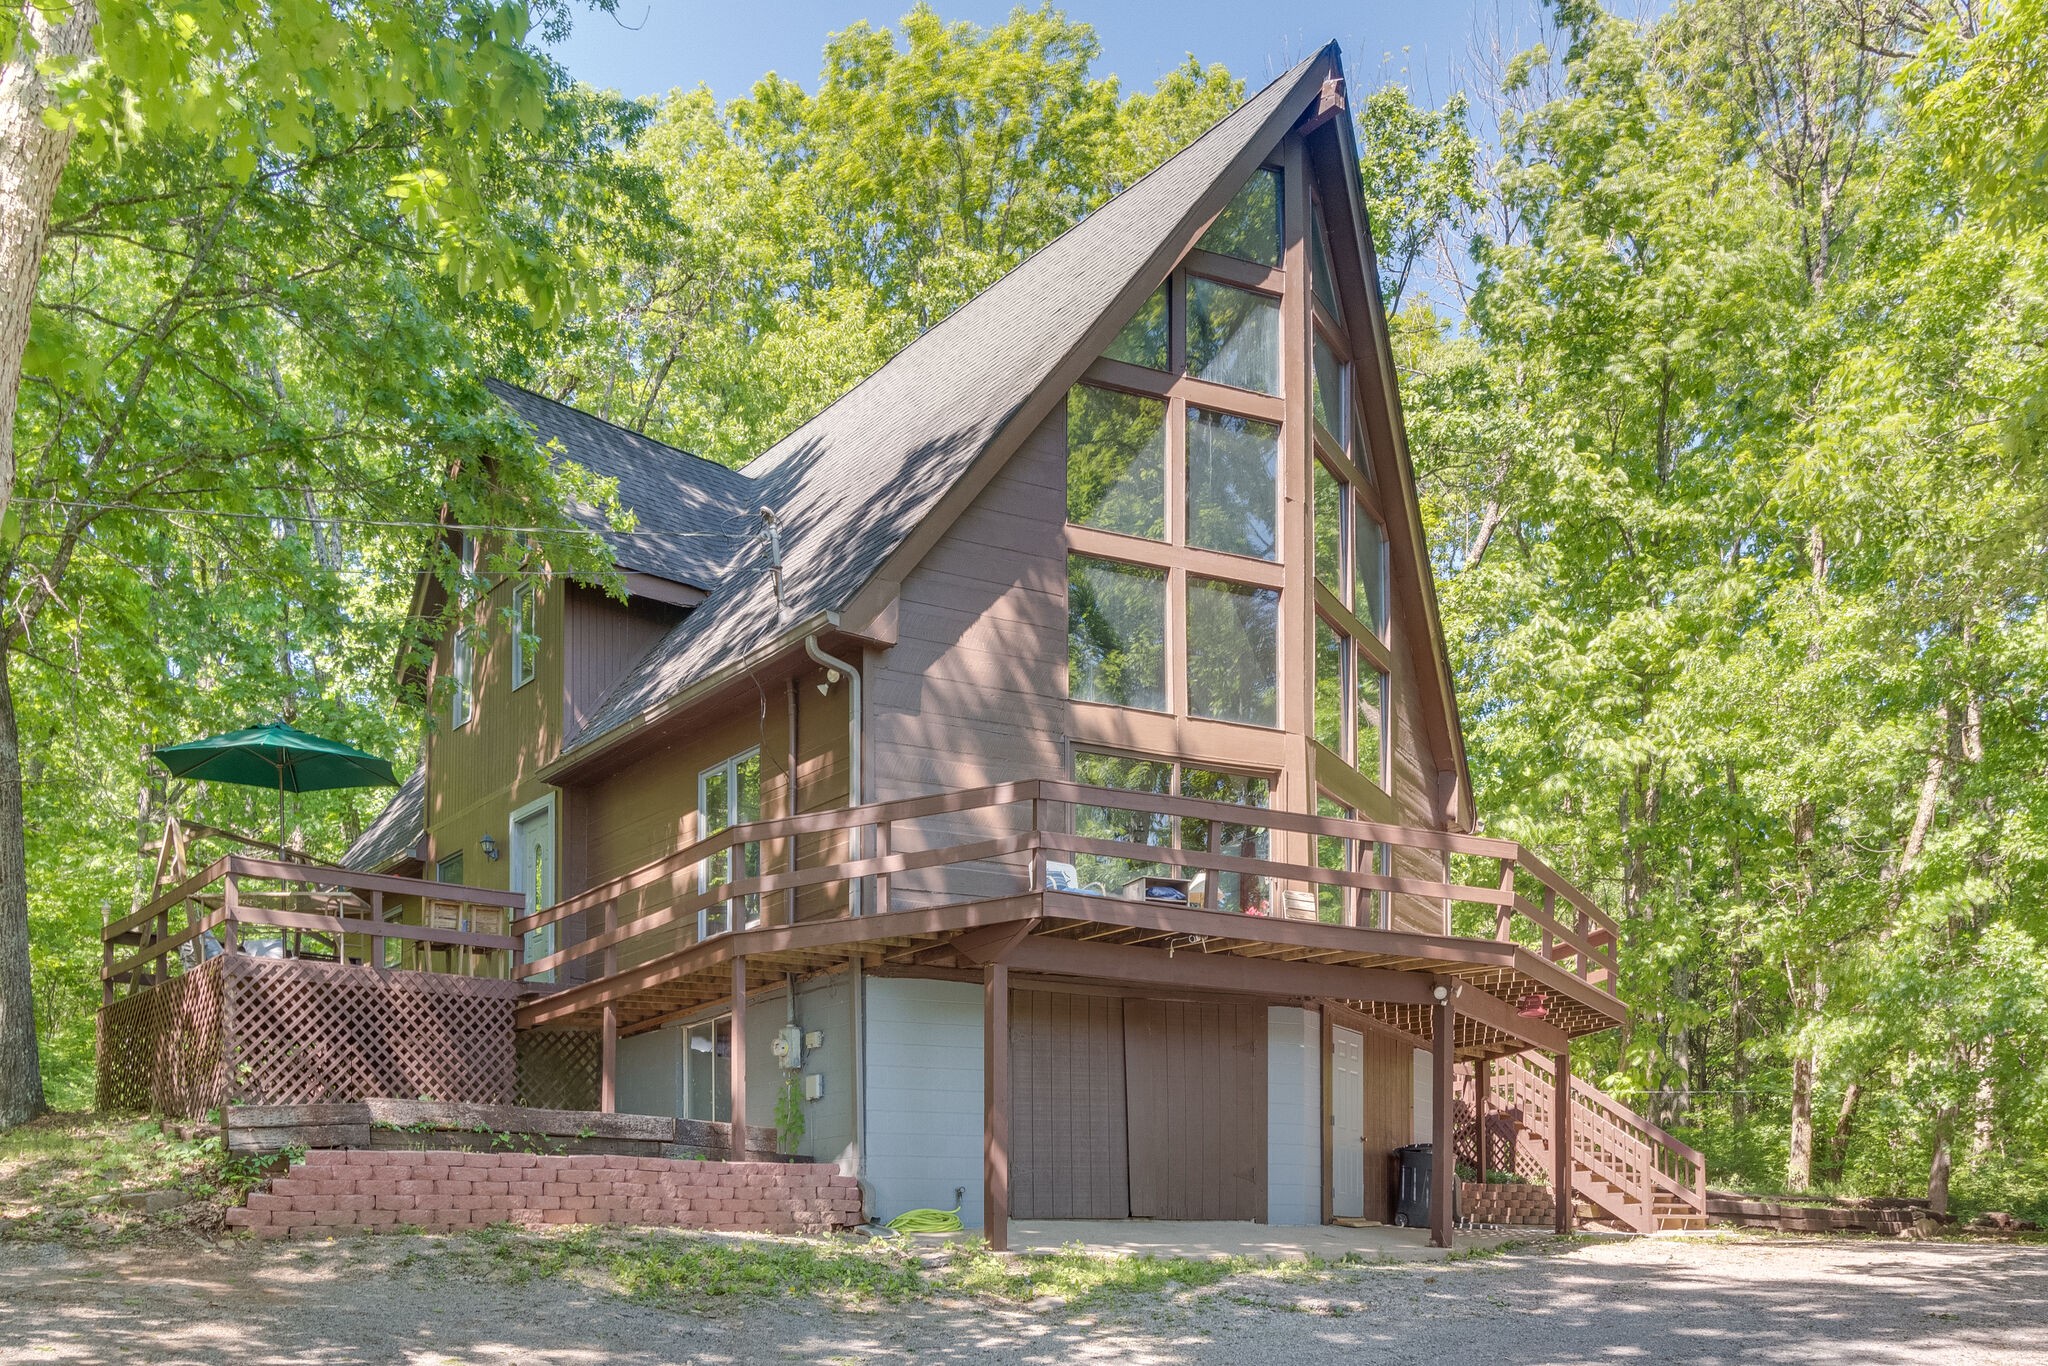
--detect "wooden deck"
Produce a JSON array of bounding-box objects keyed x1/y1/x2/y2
[
  {"x1": 96, "y1": 858, "x2": 543, "y2": 1117},
  {"x1": 511, "y1": 779, "x2": 1626, "y2": 1057}
]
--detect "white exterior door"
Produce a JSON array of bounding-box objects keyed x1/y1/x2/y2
[
  {"x1": 511, "y1": 798, "x2": 556, "y2": 982},
  {"x1": 1412, "y1": 1048, "x2": 1434, "y2": 1145},
  {"x1": 1331, "y1": 1026, "x2": 1366, "y2": 1219}
]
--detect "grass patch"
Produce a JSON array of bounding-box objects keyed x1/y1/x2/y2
[
  {"x1": 400, "y1": 1226, "x2": 1406, "y2": 1315},
  {"x1": 938, "y1": 1240, "x2": 1340, "y2": 1310},
  {"x1": 0, "y1": 1110, "x2": 285, "y2": 1243},
  {"x1": 418, "y1": 1224, "x2": 929, "y2": 1307}
]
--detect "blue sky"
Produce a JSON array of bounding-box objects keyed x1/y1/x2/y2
[{"x1": 545, "y1": 1, "x2": 1560, "y2": 108}]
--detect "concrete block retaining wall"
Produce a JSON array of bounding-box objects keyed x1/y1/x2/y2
[
  {"x1": 1460, "y1": 1180, "x2": 1555, "y2": 1226},
  {"x1": 224, "y1": 1148, "x2": 863, "y2": 1240}
]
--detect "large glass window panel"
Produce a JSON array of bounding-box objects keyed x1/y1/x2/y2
[
  {"x1": 1068, "y1": 556, "x2": 1166, "y2": 710},
  {"x1": 1186, "y1": 576, "x2": 1278, "y2": 726},
  {"x1": 1354, "y1": 504, "x2": 1388, "y2": 633},
  {"x1": 1196, "y1": 167, "x2": 1281, "y2": 267},
  {"x1": 1358, "y1": 665, "x2": 1387, "y2": 787},
  {"x1": 1186, "y1": 407, "x2": 1279, "y2": 560},
  {"x1": 1067, "y1": 385, "x2": 1166, "y2": 540},
  {"x1": 1315, "y1": 616, "x2": 1346, "y2": 755},
  {"x1": 1104, "y1": 287, "x2": 1169, "y2": 370},
  {"x1": 1316, "y1": 794, "x2": 1352, "y2": 925},
  {"x1": 1180, "y1": 767, "x2": 1270, "y2": 914},
  {"x1": 1315, "y1": 460, "x2": 1343, "y2": 592},
  {"x1": 699, "y1": 751, "x2": 763, "y2": 933},
  {"x1": 1310, "y1": 208, "x2": 1342, "y2": 320},
  {"x1": 1313, "y1": 333, "x2": 1347, "y2": 444},
  {"x1": 511, "y1": 582, "x2": 538, "y2": 689},
  {"x1": 451, "y1": 631, "x2": 475, "y2": 729},
  {"x1": 1351, "y1": 400, "x2": 1376, "y2": 485},
  {"x1": 1071, "y1": 751, "x2": 1174, "y2": 892},
  {"x1": 1185, "y1": 278, "x2": 1280, "y2": 395}
]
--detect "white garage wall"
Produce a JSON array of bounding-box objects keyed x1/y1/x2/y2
[
  {"x1": 1266, "y1": 1006, "x2": 1322, "y2": 1226},
  {"x1": 862, "y1": 975, "x2": 985, "y2": 1227}
]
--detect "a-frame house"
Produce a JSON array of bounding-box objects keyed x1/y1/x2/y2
[{"x1": 101, "y1": 41, "x2": 1697, "y2": 1245}]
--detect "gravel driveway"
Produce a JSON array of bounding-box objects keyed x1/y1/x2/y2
[{"x1": 1, "y1": 1232, "x2": 2042, "y2": 1364}]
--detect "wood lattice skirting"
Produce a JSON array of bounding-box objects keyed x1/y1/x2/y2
[
  {"x1": 97, "y1": 957, "x2": 535, "y2": 1117},
  {"x1": 515, "y1": 1029, "x2": 602, "y2": 1111},
  {"x1": 97, "y1": 958, "x2": 228, "y2": 1115}
]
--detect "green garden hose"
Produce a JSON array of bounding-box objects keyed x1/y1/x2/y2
[{"x1": 885, "y1": 1205, "x2": 964, "y2": 1233}]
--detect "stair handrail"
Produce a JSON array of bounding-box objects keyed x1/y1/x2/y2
[{"x1": 1508, "y1": 1051, "x2": 1706, "y2": 1216}]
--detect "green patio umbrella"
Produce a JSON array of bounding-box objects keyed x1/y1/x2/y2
[{"x1": 153, "y1": 723, "x2": 399, "y2": 845}]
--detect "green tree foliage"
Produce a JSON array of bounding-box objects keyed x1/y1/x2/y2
[
  {"x1": 1388, "y1": 0, "x2": 2048, "y2": 1212},
  {"x1": 531, "y1": 3, "x2": 1242, "y2": 465},
  {"x1": 1, "y1": 1, "x2": 643, "y2": 1121}
]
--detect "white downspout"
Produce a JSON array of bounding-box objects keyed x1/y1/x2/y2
[{"x1": 803, "y1": 634, "x2": 863, "y2": 916}]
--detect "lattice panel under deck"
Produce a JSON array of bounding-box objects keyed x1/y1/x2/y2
[
  {"x1": 515, "y1": 1029, "x2": 601, "y2": 1111},
  {"x1": 96, "y1": 958, "x2": 228, "y2": 1116},
  {"x1": 223, "y1": 957, "x2": 524, "y2": 1107}
]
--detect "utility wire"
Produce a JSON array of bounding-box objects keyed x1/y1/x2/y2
[{"x1": 9, "y1": 496, "x2": 759, "y2": 540}]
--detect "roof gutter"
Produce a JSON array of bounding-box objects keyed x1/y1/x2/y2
[{"x1": 803, "y1": 633, "x2": 864, "y2": 917}]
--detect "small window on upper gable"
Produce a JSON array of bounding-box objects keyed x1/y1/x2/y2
[
  {"x1": 1104, "y1": 287, "x2": 1169, "y2": 370},
  {"x1": 1197, "y1": 167, "x2": 1282, "y2": 268},
  {"x1": 1310, "y1": 207, "x2": 1343, "y2": 320}
]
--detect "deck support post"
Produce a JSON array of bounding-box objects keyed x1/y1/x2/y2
[
  {"x1": 1474, "y1": 1057, "x2": 1490, "y2": 1183},
  {"x1": 730, "y1": 955, "x2": 749, "y2": 1158},
  {"x1": 599, "y1": 1005, "x2": 618, "y2": 1113},
  {"x1": 984, "y1": 960, "x2": 1010, "y2": 1253},
  {"x1": 1431, "y1": 990, "x2": 1456, "y2": 1249},
  {"x1": 1553, "y1": 1045, "x2": 1574, "y2": 1234},
  {"x1": 598, "y1": 899, "x2": 619, "y2": 1112}
]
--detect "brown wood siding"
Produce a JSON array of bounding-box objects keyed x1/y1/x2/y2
[
  {"x1": 422, "y1": 561, "x2": 565, "y2": 896},
  {"x1": 1357, "y1": 1026, "x2": 1413, "y2": 1222},
  {"x1": 1124, "y1": 999, "x2": 1267, "y2": 1220},
  {"x1": 867, "y1": 402, "x2": 1069, "y2": 908},
  {"x1": 562, "y1": 586, "x2": 687, "y2": 741},
  {"x1": 1010, "y1": 990, "x2": 1129, "y2": 1219},
  {"x1": 570, "y1": 672, "x2": 851, "y2": 972}
]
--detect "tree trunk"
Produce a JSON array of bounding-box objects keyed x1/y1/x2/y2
[
  {"x1": 1928, "y1": 1107, "x2": 1956, "y2": 1217},
  {"x1": 0, "y1": 644, "x2": 43, "y2": 1126},
  {"x1": 1824, "y1": 1079, "x2": 1862, "y2": 1184},
  {"x1": 1787, "y1": 1048, "x2": 1814, "y2": 1192},
  {"x1": 0, "y1": 0, "x2": 98, "y2": 529}
]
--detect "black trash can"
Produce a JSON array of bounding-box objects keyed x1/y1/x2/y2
[{"x1": 1391, "y1": 1143, "x2": 1434, "y2": 1228}]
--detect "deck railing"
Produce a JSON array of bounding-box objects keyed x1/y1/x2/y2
[
  {"x1": 1471, "y1": 1051, "x2": 1706, "y2": 1232},
  {"x1": 513, "y1": 780, "x2": 1621, "y2": 996},
  {"x1": 101, "y1": 856, "x2": 528, "y2": 1001}
]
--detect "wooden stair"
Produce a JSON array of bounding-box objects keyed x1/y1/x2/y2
[{"x1": 1460, "y1": 1053, "x2": 1709, "y2": 1235}]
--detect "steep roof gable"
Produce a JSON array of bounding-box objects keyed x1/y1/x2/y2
[
  {"x1": 486, "y1": 379, "x2": 757, "y2": 592},
  {"x1": 556, "y1": 45, "x2": 1343, "y2": 761}
]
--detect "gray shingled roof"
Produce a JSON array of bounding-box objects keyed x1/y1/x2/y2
[
  {"x1": 486, "y1": 379, "x2": 757, "y2": 591},
  {"x1": 340, "y1": 767, "x2": 424, "y2": 873},
  {"x1": 555, "y1": 46, "x2": 1336, "y2": 759}
]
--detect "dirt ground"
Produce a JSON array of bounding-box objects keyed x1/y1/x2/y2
[{"x1": 2, "y1": 1231, "x2": 2044, "y2": 1364}]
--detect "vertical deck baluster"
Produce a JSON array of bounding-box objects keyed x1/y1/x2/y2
[
  {"x1": 368, "y1": 890, "x2": 382, "y2": 971},
  {"x1": 874, "y1": 820, "x2": 891, "y2": 916}
]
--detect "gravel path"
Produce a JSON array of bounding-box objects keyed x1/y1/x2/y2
[{"x1": 2, "y1": 1232, "x2": 2043, "y2": 1364}]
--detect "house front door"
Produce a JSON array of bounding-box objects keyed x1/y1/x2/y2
[
  {"x1": 511, "y1": 799, "x2": 556, "y2": 982},
  {"x1": 1331, "y1": 1025, "x2": 1366, "y2": 1219}
]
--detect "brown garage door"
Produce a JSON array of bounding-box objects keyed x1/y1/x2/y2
[
  {"x1": 1124, "y1": 999, "x2": 1267, "y2": 1220},
  {"x1": 1010, "y1": 990, "x2": 1130, "y2": 1219}
]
